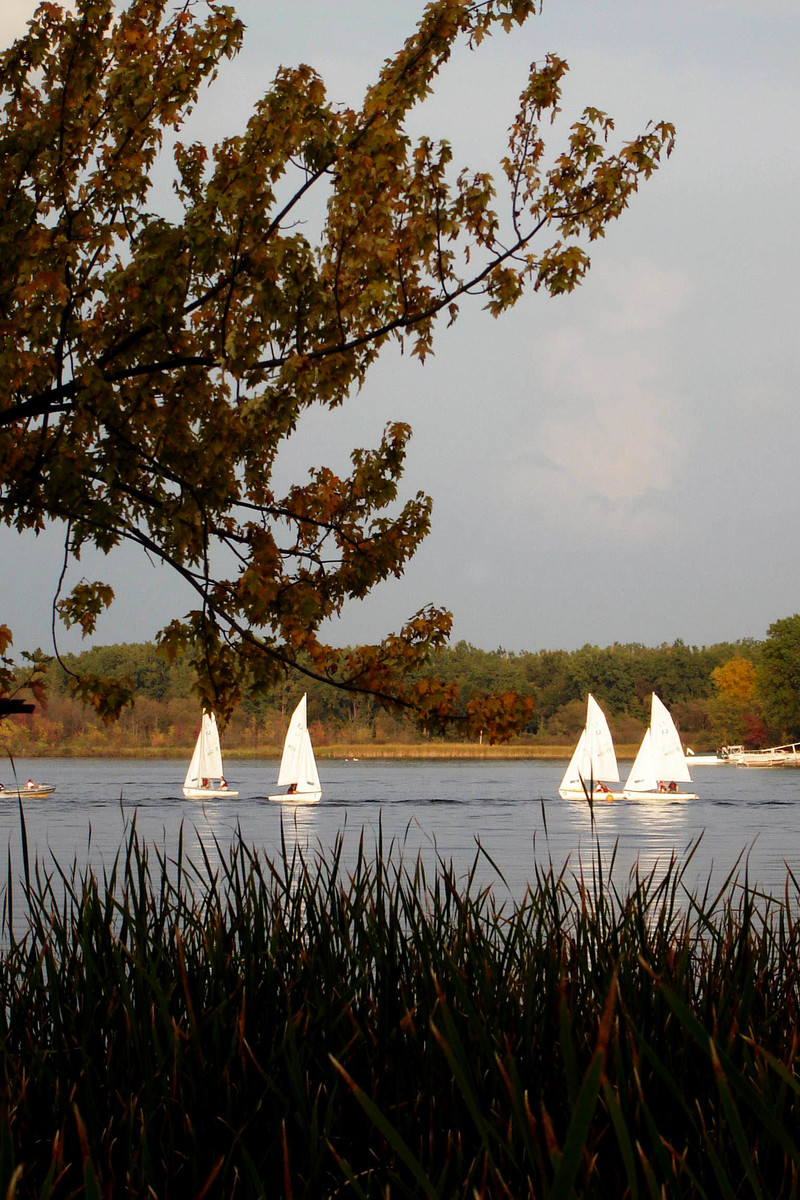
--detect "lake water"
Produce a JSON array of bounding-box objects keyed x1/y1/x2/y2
[{"x1": 3, "y1": 757, "x2": 800, "y2": 912}]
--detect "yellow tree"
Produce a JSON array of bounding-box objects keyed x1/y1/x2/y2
[
  {"x1": 710, "y1": 657, "x2": 758, "y2": 744},
  {"x1": 0, "y1": 0, "x2": 674, "y2": 736}
]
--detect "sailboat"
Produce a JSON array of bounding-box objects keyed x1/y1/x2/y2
[
  {"x1": 182, "y1": 712, "x2": 239, "y2": 799},
  {"x1": 269, "y1": 694, "x2": 322, "y2": 804},
  {"x1": 624, "y1": 694, "x2": 698, "y2": 799},
  {"x1": 558, "y1": 694, "x2": 623, "y2": 800}
]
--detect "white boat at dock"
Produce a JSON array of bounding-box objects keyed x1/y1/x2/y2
[
  {"x1": 723, "y1": 743, "x2": 800, "y2": 768},
  {"x1": 684, "y1": 748, "x2": 726, "y2": 766}
]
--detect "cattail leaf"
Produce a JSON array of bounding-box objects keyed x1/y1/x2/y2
[
  {"x1": 548, "y1": 1048, "x2": 604, "y2": 1199},
  {"x1": 329, "y1": 1055, "x2": 439, "y2": 1200},
  {"x1": 709, "y1": 1039, "x2": 765, "y2": 1200},
  {"x1": 601, "y1": 1078, "x2": 639, "y2": 1200}
]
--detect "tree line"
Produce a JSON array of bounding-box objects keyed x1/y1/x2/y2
[{"x1": 4, "y1": 616, "x2": 800, "y2": 755}]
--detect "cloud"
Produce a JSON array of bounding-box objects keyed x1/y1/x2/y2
[
  {"x1": 1, "y1": 0, "x2": 35, "y2": 46},
  {"x1": 676, "y1": 0, "x2": 796, "y2": 12},
  {"x1": 508, "y1": 257, "x2": 689, "y2": 537},
  {"x1": 1, "y1": 0, "x2": 76, "y2": 48}
]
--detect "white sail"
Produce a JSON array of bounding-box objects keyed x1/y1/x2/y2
[
  {"x1": 624, "y1": 694, "x2": 695, "y2": 796},
  {"x1": 277, "y1": 695, "x2": 309, "y2": 784},
  {"x1": 559, "y1": 730, "x2": 589, "y2": 793},
  {"x1": 650, "y1": 694, "x2": 692, "y2": 782},
  {"x1": 272, "y1": 695, "x2": 322, "y2": 800},
  {"x1": 182, "y1": 713, "x2": 237, "y2": 797},
  {"x1": 184, "y1": 713, "x2": 223, "y2": 788},
  {"x1": 558, "y1": 695, "x2": 619, "y2": 795},
  {"x1": 624, "y1": 728, "x2": 657, "y2": 794},
  {"x1": 297, "y1": 726, "x2": 321, "y2": 793},
  {"x1": 585, "y1": 694, "x2": 620, "y2": 783}
]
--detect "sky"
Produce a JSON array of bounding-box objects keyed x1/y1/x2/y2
[{"x1": 2, "y1": 0, "x2": 799, "y2": 659}]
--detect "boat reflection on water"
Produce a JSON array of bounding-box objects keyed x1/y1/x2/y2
[
  {"x1": 181, "y1": 794, "x2": 320, "y2": 884},
  {"x1": 5, "y1": 758, "x2": 800, "y2": 910},
  {"x1": 561, "y1": 784, "x2": 692, "y2": 891},
  {"x1": 277, "y1": 803, "x2": 319, "y2": 863},
  {"x1": 619, "y1": 792, "x2": 694, "y2": 884}
]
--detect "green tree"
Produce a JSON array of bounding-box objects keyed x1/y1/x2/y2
[
  {"x1": 0, "y1": 0, "x2": 673, "y2": 736},
  {"x1": 757, "y1": 615, "x2": 800, "y2": 742}
]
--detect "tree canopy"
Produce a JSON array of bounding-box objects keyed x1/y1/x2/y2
[
  {"x1": 757, "y1": 615, "x2": 800, "y2": 743},
  {"x1": 0, "y1": 0, "x2": 674, "y2": 737}
]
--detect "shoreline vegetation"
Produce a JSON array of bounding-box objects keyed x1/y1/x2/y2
[
  {"x1": 2, "y1": 825, "x2": 799, "y2": 1197},
  {"x1": 5, "y1": 630, "x2": 791, "y2": 760},
  {"x1": 9, "y1": 740, "x2": 642, "y2": 761}
]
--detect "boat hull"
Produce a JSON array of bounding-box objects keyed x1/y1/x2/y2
[
  {"x1": 1, "y1": 786, "x2": 55, "y2": 799},
  {"x1": 729, "y1": 750, "x2": 800, "y2": 767},
  {"x1": 559, "y1": 788, "x2": 624, "y2": 801},
  {"x1": 269, "y1": 790, "x2": 322, "y2": 805},
  {"x1": 182, "y1": 787, "x2": 239, "y2": 799},
  {"x1": 624, "y1": 790, "x2": 698, "y2": 801}
]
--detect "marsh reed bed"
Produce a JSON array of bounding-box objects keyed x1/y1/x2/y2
[{"x1": 1, "y1": 813, "x2": 800, "y2": 1198}]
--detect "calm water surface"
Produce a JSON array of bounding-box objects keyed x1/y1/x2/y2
[{"x1": 3, "y1": 757, "x2": 800, "y2": 907}]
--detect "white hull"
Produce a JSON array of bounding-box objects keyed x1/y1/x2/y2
[
  {"x1": 728, "y1": 744, "x2": 800, "y2": 767},
  {"x1": 182, "y1": 787, "x2": 239, "y2": 799},
  {"x1": 684, "y1": 755, "x2": 723, "y2": 766},
  {"x1": 559, "y1": 788, "x2": 624, "y2": 802},
  {"x1": 624, "y1": 790, "x2": 698, "y2": 801},
  {"x1": 269, "y1": 789, "x2": 322, "y2": 805},
  {"x1": 1, "y1": 785, "x2": 55, "y2": 799}
]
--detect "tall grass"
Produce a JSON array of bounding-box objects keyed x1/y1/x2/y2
[{"x1": 1, "y1": 815, "x2": 800, "y2": 1197}]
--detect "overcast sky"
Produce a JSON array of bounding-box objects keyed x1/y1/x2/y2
[{"x1": 2, "y1": 0, "x2": 799, "y2": 658}]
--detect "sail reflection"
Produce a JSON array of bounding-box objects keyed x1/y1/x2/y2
[{"x1": 182, "y1": 799, "x2": 237, "y2": 875}]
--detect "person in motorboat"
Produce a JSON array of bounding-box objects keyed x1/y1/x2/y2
[{"x1": 26, "y1": 779, "x2": 37, "y2": 789}]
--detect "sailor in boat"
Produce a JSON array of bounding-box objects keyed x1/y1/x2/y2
[
  {"x1": 219, "y1": 777, "x2": 228, "y2": 790},
  {"x1": 287, "y1": 783, "x2": 297, "y2": 794}
]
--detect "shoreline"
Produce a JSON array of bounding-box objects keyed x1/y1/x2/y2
[{"x1": 5, "y1": 742, "x2": 643, "y2": 762}]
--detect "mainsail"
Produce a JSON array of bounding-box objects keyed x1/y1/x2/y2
[
  {"x1": 624, "y1": 694, "x2": 694, "y2": 795},
  {"x1": 276, "y1": 695, "x2": 321, "y2": 795},
  {"x1": 649, "y1": 694, "x2": 692, "y2": 782},
  {"x1": 184, "y1": 713, "x2": 224, "y2": 789},
  {"x1": 559, "y1": 695, "x2": 620, "y2": 796}
]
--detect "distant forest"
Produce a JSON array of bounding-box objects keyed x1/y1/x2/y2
[{"x1": 5, "y1": 615, "x2": 800, "y2": 756}]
